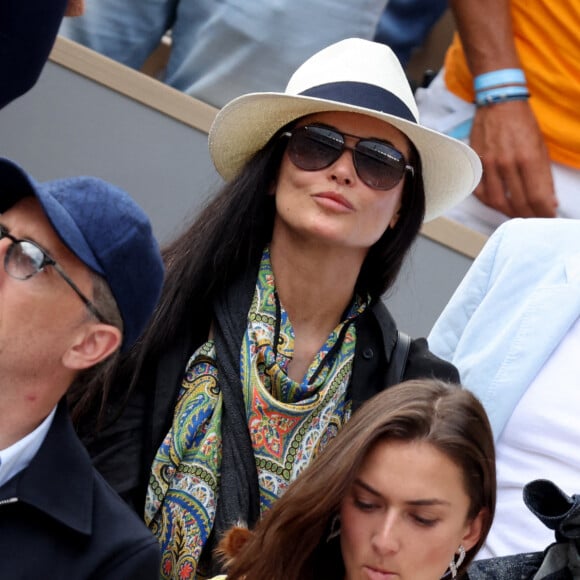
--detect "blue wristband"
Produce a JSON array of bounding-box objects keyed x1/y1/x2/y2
[
  {"x1": 475, "y1": 85, "x2": 530, "y2": 106},
  {"x1": 476, "y1": 85, "x2": 529, "y2": 100},
  {"x1": 474, "y1": 68, "x2": 526, "y2": 92}
]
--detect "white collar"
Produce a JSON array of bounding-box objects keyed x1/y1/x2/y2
[{"x1": 0, "y1": 406, "x2": 57, "y2": 487}]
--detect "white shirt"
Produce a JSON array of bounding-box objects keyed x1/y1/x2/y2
[
  {"x1": 478, "y1": 316, "x2": 580, "y2": 558},
  {"x1": 0, "y1": 406, "x2": 56, "y2": 487}
]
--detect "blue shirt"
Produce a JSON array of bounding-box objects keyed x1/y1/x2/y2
[{"x1": 0, "y1": 406, "x2": 56, "y2": 487}]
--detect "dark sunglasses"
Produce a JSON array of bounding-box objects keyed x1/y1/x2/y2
[
  {"x1": 0, "y1": 224, "x2": 106, "y2": 322},
  {"x1": 281, "y1": 124, "x2": 414, "y2": 190}
]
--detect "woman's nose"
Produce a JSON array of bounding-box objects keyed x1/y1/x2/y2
[
  {"x1": 329, "y1": 148, "x2": 356, "y2": 186},
  {"x1": 371, "y1": 513, "x2": 401, "y2": 555}
]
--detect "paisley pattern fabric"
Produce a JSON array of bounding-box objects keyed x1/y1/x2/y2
[
  {"x1": 145, "y1": 247, "x2": 367, "y2": 579},
  {"x1": 243, "y1": 255, "x2": 364, "y2": 511},
  {"x1": 146, "y1": 341, "x2": 222, "y2": 580}
]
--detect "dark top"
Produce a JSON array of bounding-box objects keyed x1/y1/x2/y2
[
  {"x1": 0, "y1": 400, "x2": 160, "y2": 580},
  {"x1": 79, "y1": 297, "x2": 459, "y2": 515},
  {"x1": 0, "y1": 0, "x2": 68, "y2": 109}
]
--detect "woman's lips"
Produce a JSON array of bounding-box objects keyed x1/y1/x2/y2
[
  {"x1": 312, "y1": 192, "x2": 354, "y2": 211},
  {"x1": 364, "y1": 565, "x2": 398, "y2": 580}
]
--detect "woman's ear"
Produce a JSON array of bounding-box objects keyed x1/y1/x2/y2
[
  {"x1": 461, "y1": 508, "x2": 486, "y2": 552},
  {"x1": 62, "y1": 323, "x2": 122, "y2": 370}
]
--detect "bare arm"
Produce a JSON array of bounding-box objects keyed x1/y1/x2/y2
[{"x1": 450, "y1": 0, "x2": 557, "y2": 218}]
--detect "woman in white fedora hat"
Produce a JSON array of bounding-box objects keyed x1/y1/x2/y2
[{"x1": 73, "y1": 38, "x2": 482, "y2": 579}]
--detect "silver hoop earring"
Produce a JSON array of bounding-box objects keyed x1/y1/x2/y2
[
  {"x1": 447, "y1": 545, "x2": 466, "y2": 579},
  {"x1": 326, "y1": 513, "x2": 341, "y2": 542}
]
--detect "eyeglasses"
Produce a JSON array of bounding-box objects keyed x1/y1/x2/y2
[
  {"x1": 281, "y1": 124, "x2": 414, "y2": 190},
  {"x1": 0, "y1": 224, "x2": 106, "y2": 322}
]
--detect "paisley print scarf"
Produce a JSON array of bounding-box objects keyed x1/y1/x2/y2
[{"x1": 145, "y1": 247, "x2": 368, "y2": 579}]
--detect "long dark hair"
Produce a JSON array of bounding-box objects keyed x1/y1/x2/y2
[
  {"x1": 139, "y1": 118, "x2": 423, "y2": 354},
  {"x1": 70, "y1": 117, "x2": 425, "y2": 421},
  {"x1": 219, "y1": 379, "x2": 496, "y2": 580}
]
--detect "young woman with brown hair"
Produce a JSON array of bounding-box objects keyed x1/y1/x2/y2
[{"x1": 214, "y1": 379, "x2": 496, "y2": 580}]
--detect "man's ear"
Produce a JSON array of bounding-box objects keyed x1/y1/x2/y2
[{"x1": 62, "y1": 324, "x2": 122, "y2": 370}]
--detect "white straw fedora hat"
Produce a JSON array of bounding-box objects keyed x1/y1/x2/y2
[{"x1": 209, "y1": 38, "x2": 482, "y2": 222}]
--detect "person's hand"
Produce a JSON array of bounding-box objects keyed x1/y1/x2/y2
[
  {"x1": 65, "y1": 0, "x2": 84, "y2": 16},
  {"x1": 469, "y1": 100, "x2": 557, "y2": 218}
]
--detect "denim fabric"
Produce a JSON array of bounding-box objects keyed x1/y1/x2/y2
[
  {"x1": 468, "y1": 552, "x2": 574, "y2": 579},
  {"x1": 59, "y1": 0, "x2": 388, "y2": 108},
  {"x1": 374, "y1": 0, "x2": 447, "y2": 67},
  {"x1": 467, "y1": 552, "x2": 544, "y2": 579}
]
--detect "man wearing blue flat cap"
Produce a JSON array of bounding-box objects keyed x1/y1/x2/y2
[{"x1": 0, "y1": 158, "x2": 164, "y2": 579}]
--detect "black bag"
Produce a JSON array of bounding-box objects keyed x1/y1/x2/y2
[{"x1": 467, "y1": 479, "x2": 580, "y2": 579}]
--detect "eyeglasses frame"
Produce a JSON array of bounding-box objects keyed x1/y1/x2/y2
[{"x1": 0, "y1": 224, "x2": 106, "y2": 323}]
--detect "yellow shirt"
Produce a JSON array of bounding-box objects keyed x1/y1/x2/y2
[{"x1": 444, "y1": 0, "x2": 580, "y2": 168}]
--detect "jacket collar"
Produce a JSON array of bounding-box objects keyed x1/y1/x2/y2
[{"x1": 10, "y1": 399, "x2": 95, "y2": 535}]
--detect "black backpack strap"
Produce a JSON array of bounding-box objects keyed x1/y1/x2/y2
[
  {"x1": 351, "y1": 303, "x2": 411, "y2": 411},
  {"x1": 386, "y1": 330, "x2": 411, "y2": 386}
]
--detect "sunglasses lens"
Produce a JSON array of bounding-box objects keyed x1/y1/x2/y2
[
  {"x1": 287, "y1": 126, "x2": 343, "y2": 171},
  {"x1": 354, "y1": 141, "x2": 407, "y2": 190},
  {"x1": 285, "y1": 125, "x2": 410, "y2": 190},
  {"x1": 6, "y1": 241, "x2": 44, "y2": 280}
]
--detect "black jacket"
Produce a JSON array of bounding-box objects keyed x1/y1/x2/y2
[
  {"x1": 0, "y1": 0, "x2": 68, "y2": 109},
  {"x1": 81, "y1": 297, "x2": 459, "y2": 515},
  {"x1": 0, "y1": 401, "x2": 160, "y2": 580}
]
